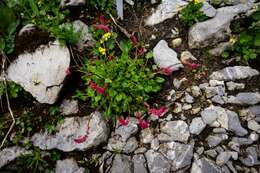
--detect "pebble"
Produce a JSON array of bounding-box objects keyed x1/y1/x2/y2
[{"x1": 172, "y1": 38, "x2": 182, "y2": 47}]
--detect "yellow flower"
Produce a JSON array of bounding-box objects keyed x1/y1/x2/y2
[
  {"x1": 229, "y1": 35, "x2": 237, "y2": 45},
  {"x1": 101, "y1": 32, "x2": 112, "y2": 43},
  {"x1": 99, "y1": 47, "x2": 106, "y2": 55},
  {"x1": 193, "y1": 0, "x2": 205, "y2": 4}
]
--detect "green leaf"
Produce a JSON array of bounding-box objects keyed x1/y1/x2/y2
[
  {"x1": 156, "y1": 77, "x2": 165, "y2": 83},
  {"x1": 0, "y1": 38, "x2": 5, "y2": 51},
  {"x1": 145, "y1": 51, "x2": 153, "y2": 59},
  {"x1": 254, "y1": 34, "x2": 260, "y2": 47},
  {"x1": 239, "y1": 32, "x2": 253, "y2": 45}
]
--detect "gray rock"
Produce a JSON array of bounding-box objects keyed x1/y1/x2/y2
[
  {"x1": 0, "y1": 146, "x2": 31, "y2": 168},
  {"x1": 167, "y1": 89, "x2": 176, "y2": 101},
  {"x1": 161, "y1": 120, "x2": 190, "y2": 142},
  {"x1": 145, "y1": 0, "x2": 187, "y2": 25},
  {"x1": 72, "y1": 20, "x2": 94, "y2": 50},
  {"x1": 135, "y1": 147, "x2": 147, "y2": 154},
  {"x1": 173, "y1": 102, "x2": 182, "y2": 113},
  {"x1": 209, "y1": 80, "x2": 225, "y2": 87},
  {"x1": 6, "y1": 41, "x2": 70, "y2": 104},
  {"x1": 123, "y1": 137, "x2": 138, "y2": 154},
  {"x1": 182, "y1": 103, "x2": 192, "y2": 110},
  {"x1": 133, "y1": 154, "x2": 148, "y2": 173},
  {"x1": 191, "y1": 86, "x2": 201, "y2": 97},
  {"x1": 145, "y1": 150, "x2": 171, "y2": 173},
  {"x1": 205, "y1": 86, "x2": 225, "y2": 98},
  {"x1": 159, "y1": 142, "x2": 194, "y2": 171},
  {"x1": 189, "y1": 117, "x2": 206, "y2": 135},
  {"x1": 31, "y1": 111, "x2": 109, "y2": 151},
  {"x1": 18, "y1": 24, "x2": 36, "y2": 36},
  {"x1": 60, "y1": 0, "x2": 85, "y2": 8},
  {"x1": 239, "y1": 146, "x2": 260, "y2": 166},
  {"x1": 60, "y1": 99, "x2": 79, "y2": 115},
  {"x1": 199, "y1": 83, "x2": 209, "y2": 90},
  {"x1": 191, "y1": 158, "x2": 221, "y2": 173},
  {"x1": 188, "y1": 4, "x2": 252, "y2": 48},
  {"x1": 151, "y1": 138, "x2": 160, "y2": 150},
  {"x1": 158, "y1": 133, "x2": 172, "y2": 143},
  {"x1": 191, "y1": 107, "x2": 201, "y2": 115},
  {"x1": 216, "y1": 152, "x2": 232, "y2": 166},
  {"x1": 153, "y1": 40, "x2": 183, "y2": 71},
  {"x1": 248, "y1": 105, "x2": 260, "y2": 116},
  {"x1": 226, "y1": 161, "x2": 237, "y2": 173},
  {"x1": 211, "y1": 95, "x2": 225, "y2": 105},
  {"x1": 209, "y1": 42, "x2": 233, "y2": 56},
  {"x1": 110, "y1": 154, "x2": 132, "y2": 173},
  {"x1": 210, "y1": 66, "x2": 259, "y2": 81},
  {"x1": 226, "y1": 81, "x2": 245, "y2": 91},
  {"x1": 213, "y1": 128, "x2": 226, "y2": 134},
  {"x1": 249, "y1": 132, "x2": 259, "y2": 141},
  {"x1": 140, "y1": 128, "x2": 154, "y2": 144},
  {"x1": 201, "y1": 106, "x2": 248, "y2": 136},
  {"x1": 248, "y1": 120, "x2": 260, "y2": 133},
  {"x1": 201, "y1": 2, "x2": 217, "y2": 18},
  {"x1": 206, "y1": 134, "x2": 228, "y2": 148},
  {"x1": 205, "y1": 149, "x2": 218, "y2": 158},
  {"x1": 227, "y1": 92, "x2": 260, "y2": 105},
  {"x1": 55, "y1": 159, "x2": 85, "y2": 173},
  {"x1": 115, "y1": 119, "x2": 138, "y2": 142}
]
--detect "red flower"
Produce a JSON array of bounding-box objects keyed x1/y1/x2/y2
[
  {"x1": 89, "y1": 81, "x2": 106, "y2": 95},
  {"x1": 138, "y1": 118, "x2": 150, "y2": 129},
  {"x1": 74, "y1": 135, "x2": 88, "y2": 144},
  {"x1": 184, "y1": 63, "x2": 201, "y2": 69},
  {"x1": 135, "y1": 111, "x2": 142, "y2": 119},
  {"x1": 108, "y1": 56, "x2": 113, "y2": 61},
  {"x1": 149, "y1": 106, "x2": 168, "y2": 117},
  {"x1": 118, "y1": 116, "x2": 129, "y2": 126},
  {"x1": 65, "y1": 67, "x2": 72, "y2": 76},
  {"x1": 130, "y1": 34, "x2": 139, "y2": 46},
  {"x1": 93, "y1": 24, "x2": 110, "y2": 32},
  {"x1": 158, "y1": 67, "x2": 173, "y2": 76}
]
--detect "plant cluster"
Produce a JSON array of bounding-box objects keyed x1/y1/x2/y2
[
  {"x1": 223, "y1": 6, "x2": 260, "y2": 61},
  {"x1": 87, "y1": 0, "x2": 115, "y2": 13},
  {"x1": 0, "y1": 81, "x2": 23, "y2": 98},
  {"x1": 0, "y1": 0, "x2": 82, "y2": 54},
  {"x1": 75, "y1": 23, "x2": 165, "y2": 120},
  {"x1": 179, "y1": 0, "x2": 208, "y2": 26}
]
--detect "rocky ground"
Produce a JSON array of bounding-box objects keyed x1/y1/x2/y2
[{"x1": 1, "y1": 0, "x2": 260, "y2": 173}]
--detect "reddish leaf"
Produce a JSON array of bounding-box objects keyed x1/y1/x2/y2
[
  {"x1": 130, "y1": 34, "x2": 138, "y2": 46},
  {"x1": 138, "y1": 47, "x2": 146, "y2": 56},
  {"x1": 184, "y1": 62, "x2": 201, "y2": 69},
  {"x1": 99, "y1": 15, "x2": 106, "y2": 24},
  {"x1": 89, "y1": 81, "x2": 106, "y2": 95},
  {"x1": 159, "y1": 67, "x2": 173, "y2": 76}
]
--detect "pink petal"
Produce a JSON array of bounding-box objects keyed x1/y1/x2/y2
[
  {"x1": 135, "y1": 112, "x2": 142, "y2": 119},
  {"x1": 184, "y1": 63, "x2": 201, "y2": 69},
  {"x1": 74, "y1": 135, "x2": 88, "y2": 144},
  {"x1": 159, "y1": 67, "x2": 173, "y2": 76},
  {"x1": 138, "y1": 118, "x2": 150, "y2": 129},
  {"x1": 149, "y1": 106, "x2": 168, "y2": 117},
  {"x1": 99, "y1": 15, "x2": 106, "y2": 24},
  {"x1": 118, "y1": 116, "x2": 129, "y2": 126}
]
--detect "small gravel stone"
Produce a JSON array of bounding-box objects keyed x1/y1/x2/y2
[
  {"x1": 191, "y1": 107, "x2": 201, "y2": 115},
  {"x1": 247, "y1": 120, "x2": 260, "y2": 133},
  {"x1": 172, "y1": 38, "x2": 182, "y2": 47},
  {"x1": 55, "y1": 158, "x2": 85, "y2": 173},
  {"x1": 134, "y1": 147, "x2": 147, "y2": 154},
  {"x1": 226, "y1": 81, "x2": 245, "y2": 91},
  {"x1": 185, "y1": 93, "x2": 195, "y2": 103},
  {"x1": 227, "y1": 92, "x2": 260, "y2": 105},
  {"x1": 145, "y1": 150, "x2": 171, "y2": 173},
  {"x1": 209, "y1": 80, "x2": 225, "y2": 87},
  {"x1": 205, "y1": 86, "x2": 225, "y2": 98},
  {"x1": 205, "y1": 149, "x2": 218, "y2": 158},
  {"x1": 189, "y1": 117, "x2": 206, "y2": 135},
  {"x1": 213, "y1": 128, "x2": 226, "y2": 134},
  {"x1": 60, "y1": 99, "x2": 79, "y2": 115},
  {"x1": 140, "y1": 128, "x2": 154, "y2": 144},
  {"x1": 182, "y1": 104, "x2": 192, "y2": 110},
  {"x1": 151, "y1": 138, "x2": 160, "y2": 150},
  {"x1": 133, "y1": 154, "x2": 148, "y2": 173},
  {"x1": 173, "y1": 102, "x2": 182, "y2": 113},
  {"x1": 191, "y1": 86, "x2": 202, "y2": 97},
  {"x1": 206, "y1": 134, "x2": 228, "y2": 148},
  {"x1": 216, "y1": 152, "x2": 232, "y2": 166}
]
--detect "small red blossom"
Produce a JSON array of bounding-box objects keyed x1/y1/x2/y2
[
  {"x1": 99, "y1": 15, "x2": 106, "y2": 24},
  {"x1": 149, "y1": 106, "x2": 168, "y2": 117},
  {"x1": 130, "y1": 34, "x2": 138, "y2": 46},
  {"x1": 74, "y1": 135, "x2": 88, "y2": 144},
  {"x1": 118, "y1": 116, "x2": 129, "y2": 126},
  {"x1": 138, "y1": 118, "x2": 150, "y2": 129},
  {"x1": 89, "y1": 81, "x2": 106, "y2": 95},
  {"x1": 158, "y1": 67, "x2": 174, "y2": 76},
  {"x1": 143, "y1": 102, "x2": 150, "y2": 109},
  {"x1": 65, "y1": 67, "x2": 72, "y2": 76},
  {"x1": 93, "y1": 24, "x2": 110, "y2": 32},
  {"x1": 184, "y1": 63, "x2": 201, "y2": 69}
]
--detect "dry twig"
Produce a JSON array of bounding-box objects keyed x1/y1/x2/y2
[{"x1": 0, "y1": 52, "x2": 15, "y2": 149}]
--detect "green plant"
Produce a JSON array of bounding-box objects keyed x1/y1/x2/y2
[
  {"x1": 223, "y1": 6, "x2": 260, "y2": 61},
  {"x1": 0, "y1": 81, "x2": 23, "y2": 98},
  {"x1": 44, "y1": 106, "x2": 64, "y2": 134},
  {"x1": 75, "y1": 30, "x2": 164, "y2": 120},
  {"x1": 179, "y1": 1, "x2": 208, "y2": 26},
  {"x1": 17, "y1": 148, "x2": 51, "y2": 173},
  {"x1": 0, "y1": 1, "x2": 20, "y2": 54},
  {"x1": 87, "y1": 0, "x2": 114, "y2": 13}
]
